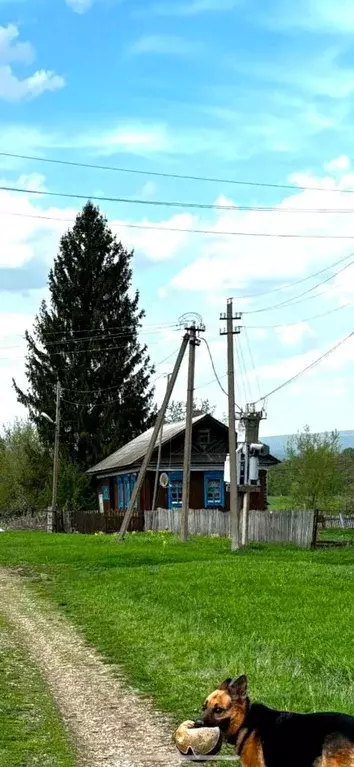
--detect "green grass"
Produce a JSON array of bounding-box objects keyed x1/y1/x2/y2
[
  {"x1": 0, "y1": 532, "x2": 353, "y2": 728},
  {"x1": 0, "y1": 615, "x2": 74, "y2": 767},
  {"x1": 319, "y1": 528, "x2": 354, "y2": 542},
  {"x1": 267, "y1": 495, "x2": 295, "y2": 510}
]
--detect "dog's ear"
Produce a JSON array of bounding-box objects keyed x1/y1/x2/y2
[
  {"x1": 228, "y1": 675, "x2": 248, "y2": 700},
  {"x1": 219, "y1": 678, "x2": 232, "y2": 691}
]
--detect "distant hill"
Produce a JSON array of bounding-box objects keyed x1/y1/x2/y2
[{"x1": 263, "y1": 431, "x2": 354, "y2": 460}]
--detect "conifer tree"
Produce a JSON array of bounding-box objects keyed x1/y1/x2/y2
[{"x1": 13, "y1": 202, "x2": 156, "y2": 470}]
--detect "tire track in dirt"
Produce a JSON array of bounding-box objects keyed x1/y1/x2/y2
[{"x1": 0, "y1": 568, "x2": 180, "y2": 767}]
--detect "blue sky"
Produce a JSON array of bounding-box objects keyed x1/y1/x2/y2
[{"x1": 1, "y1": 0, "x2": 354, "y2": 436}]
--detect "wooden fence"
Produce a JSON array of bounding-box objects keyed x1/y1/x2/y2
[
  {"x1": 70, "y1": 510, "x2": 143, "y2": 534},
  {"x1": 144, "y1": 509, "x2": 315, "y2": 548},
  {"x1": 321, "y1": 514, "x2": 354, "y2": 529}
]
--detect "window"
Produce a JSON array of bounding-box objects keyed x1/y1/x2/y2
[
  {"x1": 199, "y1": 429, "x2": 211, "y2": 448},
  {"x1": 204, "y1": 471, "x2": 224, "y2": 508},
  {"x1": 102, "y1": 485, "x2": 110, "y2": 502},
  {"x1": 117, "y1": 474, "x2": 138, "y2": 510},
  {"x1": 168, "y1": 471, "x2": 183, "y2": 508},
  {"x1": 117, "y1": 477, "x2": 124, "y2": 509}
]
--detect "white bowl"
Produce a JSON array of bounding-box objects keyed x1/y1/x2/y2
[{"x1": 175, "y1": 720, "x2": 223, "y2": 756}]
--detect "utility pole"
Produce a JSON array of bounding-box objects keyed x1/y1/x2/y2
[
  {"x1": 220, "y1": 299, "x2": 242, "y2": 551},
  {"x1": 181, "y1": 324, "x2": 202, "y2": 542},
  {"x1": 151, "y1": 373, "x2": 171, "y2": 513},
  {"x1": 52, "y1": 379, "x2": 61, "y2": 532},
  {"x1": 119, "y1": 334, "x2": 190, "y2": 541}
]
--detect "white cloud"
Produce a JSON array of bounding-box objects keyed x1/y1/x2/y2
[
  {"x1": 150, "y1": 0, "x2": 240, "y2": 15},
  {"x1": 253, "y1": 335, "x2": 354, "y2": 387},
  {"x1": 129, "y1": 34, "x2": 201, "y2": 57},
  {"x1": 111, "y1": 213, "x2": 197, "y2": 262},
  {"x1": 0, "y1": 24, "x2": 34, "y2": 64},
  {"x1": 65, "y1": 0, "x2": 126, "y2": 12},
  {"x1": 0, "y1": 25, "x2": 64, "y2": 102},
  {"x1": 325, "y1": 156, "x2": 351, "y2": 173},
  {"x1": 66, "y1": 0, "x2": 94, "y2": 11},
  {"x1": 0, "y1": 176, "x2": 77, "y2": 269},
  {"x1": 272, "y1": 0, "x2": 354, "y2": 33},
  {"x1": 275, "y1": 322, "x2": 315, "y2": 347},
  {"x1": 169, "y1": 162, "x2": 354, "y2": 300}
]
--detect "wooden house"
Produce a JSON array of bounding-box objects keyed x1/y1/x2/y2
[{"x1": 87, "y1": 414, "x2": 279, "y2": 519}]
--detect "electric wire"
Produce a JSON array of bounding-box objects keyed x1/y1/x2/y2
[
  {"x1": 60, "y1": 350, "x2": 179, "y2": 394},
  {"x1": 243, "y1": 325, "x2": 262, "y2": 401},
  {"x1": 230, "y1": 251, "x2": 354, "y2": 300},
  {"x1": 4, "y1": 204, "x2": 354, "y2": 240},
  {"x1": 244, "y1": 257, "x2": 354, "y2": 314},
  {"x1": 201, "y1": 337, "x2": 241, "y2": 411},
  {"x1": 254, "y1": 332, "x2": 354, "y2": 404},
  {"x1": 245, "y1": 302, "x2": 353, "y2": 329},
  {"x1": 2, "y1": 149, "x2": 354, "y2": 196}
]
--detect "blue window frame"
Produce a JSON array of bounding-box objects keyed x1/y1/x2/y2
[
  {"x1": 117, "y1": 477, "x2": 124, "y2": 509},
  {"x1": 204, "y1": 471, "x2": 224, "y2": 508},
  {"x1": 102, "y1": 485, "x2": 110, "y2": 502},
  {"x1": 117, "y1": 473, "x2": 138, "y2": 509},
  {"x1": 168, "y1": 471, "x2": 183, "y2": 508}
]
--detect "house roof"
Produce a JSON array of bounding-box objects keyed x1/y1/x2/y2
[
  {"x1": 87, "y1": 413, "x2": 280, "y2": 476},
  {"x1": 87, "y1": 414, "x2": 206, "y2": 475}
]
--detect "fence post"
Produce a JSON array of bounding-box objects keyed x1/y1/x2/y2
[
  {"x1": 47, "y1": 506, "x2": 54, "y2": 534},
  {"x1": 311, "y1": 509, "x2": 319, "y2": 549}
]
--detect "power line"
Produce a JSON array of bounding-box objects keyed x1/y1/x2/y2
[
  {"x1": 195, "y1": 372, "x2": 228, "y2": 391},
  {"x1": 201, "y1": 337, "x2": 241, "y2": 411},
  {"x1": 254, "y1": 332, "x2": 354, "y2": 404},
  {"x1": 245, "y1": 301, "x2": 354, "y2": 329},
  {"x1": 231, "y1": 251, "x2": 354, "y2": 300},
  {"x1": 244, "y1": 257, "x2": 354, "y2": 314},
  {"x1": 2, "y1": 326, "x2": 180, "y2": 350},
  {"x1": 60, "y1": 367, "x2": 171, "y2": 407},
  {"x1": 243, "y1": 325, "x2": 261, "y2": 401},
  {"x1": 7, "y1": 320, "x2": 179, "y2": 339},
  {"x1": 60, "y1": 350, "x2": 179, "y2": 394},
  {"x1": 8, "y1": 180, "x2": 354, "y2": 215},
  {"x1": 2, "y1": 149, "x2": 354, "y2": 196},
  {"x1": 3, "y1": 206, "x2": 354, "y2": 240},
  {"x1": 0, "y1": 339, "x2": 175, "y2": 360}
]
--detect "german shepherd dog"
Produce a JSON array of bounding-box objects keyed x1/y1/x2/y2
[{"x1": 195, "y1": 675, "x2": 354, "y2": 767}]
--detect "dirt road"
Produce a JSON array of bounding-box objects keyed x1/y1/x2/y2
[{"x1": 0, "y1": 568, "x2": 180, "y2": 767}]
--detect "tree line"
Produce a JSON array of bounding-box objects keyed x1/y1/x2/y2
[{"x1": 268, "y1": 426, "x2": 354, "y2": 512}]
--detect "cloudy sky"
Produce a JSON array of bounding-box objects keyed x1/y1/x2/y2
[{"x1": 1, "y1": 0, "x2": 354, "y2": 437}]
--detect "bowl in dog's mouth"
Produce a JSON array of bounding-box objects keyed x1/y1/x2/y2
[{"x1": 175, "y1": 720, "x2": 223, "y2": 756}]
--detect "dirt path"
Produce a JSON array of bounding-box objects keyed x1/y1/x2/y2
[{"x1": 0, "y1": 568, "x2": 180, "y2": 767}]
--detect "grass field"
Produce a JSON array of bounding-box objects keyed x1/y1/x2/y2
[
  {"x1": 0, "y1": 615, "x2": 74, "y2": 767},
  {"x1": 0, "y1": 532, "x2": 353, "y2": 729}
]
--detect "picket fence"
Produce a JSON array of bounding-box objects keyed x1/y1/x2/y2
[
  {"x1": 322, "y1": 514, "x2": 354, "y2": 529},
  {"x1": 144, "y1": 508, "x2": 315, "y2": 548}
]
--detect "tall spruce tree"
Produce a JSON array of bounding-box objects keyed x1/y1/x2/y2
[{"x1": 13, "y1": 202, "x2": 156, "y2": 470}]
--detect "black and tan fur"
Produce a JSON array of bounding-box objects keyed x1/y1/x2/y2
[{"x1": 195, "y1": 675, "x2": 354, "y2": 767}]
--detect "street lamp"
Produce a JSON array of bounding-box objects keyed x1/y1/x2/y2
[
  {"x1": 40, "y1": 381, "x2": 61, "y2": 532},
  {"x1": 41, "y1": 412, "x2": 55, "y2": 425}
]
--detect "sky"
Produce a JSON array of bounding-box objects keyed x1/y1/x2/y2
[{"x1": 1, "y1": 0, "x2": 354, "y2": 438}]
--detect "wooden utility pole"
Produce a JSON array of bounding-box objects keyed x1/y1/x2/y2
[
  {"x1": 220, "y1": 300, "x2": 242, "y2": 551},
  {"x1": 118, "y1": 334, "x2": 190, "y2": 540},
  {"x1": 151, "y1": 373, "x2": 171, "y2": 512},
  {"x1": 52, "y1": 379, "x2": 61, "y2": 532},
  {"x1": 181, "y1": 325, "x2": 198, "y2": 542}
]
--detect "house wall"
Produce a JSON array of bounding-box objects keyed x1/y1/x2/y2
[{"x1": 95, "y1": 468, "x2": 268, "y2": 514}]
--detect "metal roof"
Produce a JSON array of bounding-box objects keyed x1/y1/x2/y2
[{"x1": 87, "y1": 415, "x2": 206, "y2": 475}]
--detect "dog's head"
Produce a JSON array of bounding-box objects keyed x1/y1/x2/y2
[{"x1": 195, "y1": 675, "x2": 249, "y2": 743}]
